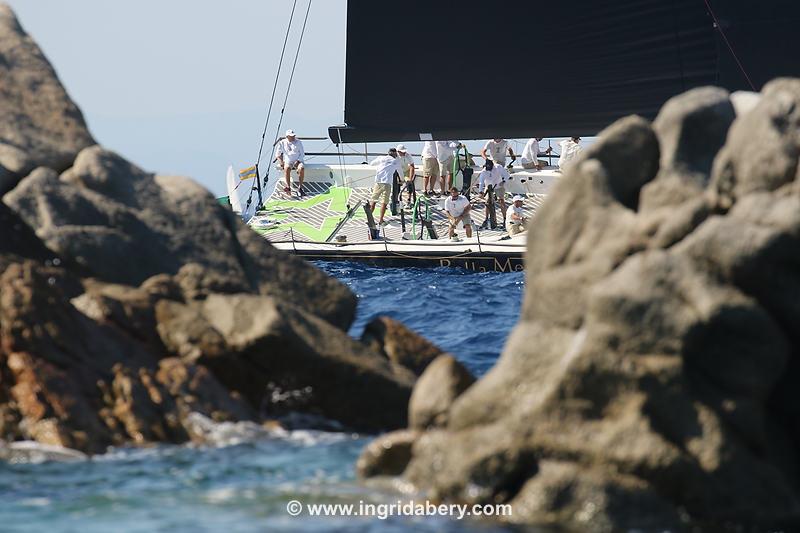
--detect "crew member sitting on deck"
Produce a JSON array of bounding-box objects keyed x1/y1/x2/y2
[
  {"x1": 444, "y1": 186, "x2": 473, "y2": 239},
  {"x1": 396, "y1": 144, "x2": 416, "y2": 208},
  {"x1": 521, "y1": 137, "x2": 552, "y2": 170},
  {"x1": 369, "y1": 148, "x2": 403, "y2": 227},
  {"x1": 506, "y1": 195, "x2": 527, "y2": 235},
  {"x1": 275, "y1": 129, "x2": 306, "y2": 195},
  {"x1": 478, "y1": 159, "x2": 509, "y2": 230},
  {"x1": 481, "y1": 138, "x2": 516, "y2": 168},
  {"x1": 557, "y1": 136, "x2": 582, "y2": 172}
]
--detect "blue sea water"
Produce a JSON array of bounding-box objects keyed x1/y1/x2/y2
[{"x1": 0, "y1": 263, "x2": 528, "y2": 532}]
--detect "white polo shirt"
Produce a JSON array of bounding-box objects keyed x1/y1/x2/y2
[
  {"x1": 369, "y1": 155, "x2": 402, "y2": 184},
  {"x1": 275, "y1": 138, "x2": 305, "y2": 164},
  {"x1": 479, "y1": 166, "x2": 510, "y2": 191},
  {"x1": 421, "y1": 141, "x2": 437, "y2": 159},
  {"x1": 506, "y1": 203, "x2": 524, "y2": 223},
  {"x1": 483, "y1": 139, "x2": 510, "y2": 164},
  {"x1": 397, "y1": 152, "x2": 415, "y2": 175},
  {"x1": 444, "y1": 194, "x2": 470, "y2": 217},
  {"x1": 558, "y1": 139, "x2": 582, "y2": 170},
  {"x1": 435, "y1": 141, "x2": 459, "y2": 162},
  {"x1": 521, "y1": 138, "x2": 540, "y2": 165}
]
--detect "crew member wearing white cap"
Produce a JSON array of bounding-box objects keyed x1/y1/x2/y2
[
  {"x1": 478, "y1": 159, "x2": 509, "y2": 230},
  {"x1": 368, "y1": 148, "x2": 403, "y2": 228},
  {"x1": 436, "y1": 140, "x2": 461, "y2": 194},
  {"x1": 275, "y1": 129, "x2": 306, "y2": 195},
  {"x1": 481, "y1": 138, "x2": 516, "y2": 167},
  {"x1": 396, "y1": 144, "x2": 416, "y2": 208},
  {"x1": 506, "y1": 195, "x2": 527, "y2": 235}
]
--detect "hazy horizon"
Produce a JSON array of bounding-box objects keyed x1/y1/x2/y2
[{"x1": 6, "y1": 0, "x2": 349, "y2": 196}]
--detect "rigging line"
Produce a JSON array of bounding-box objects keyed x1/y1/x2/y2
[
  {"x1": 266, "y1": 0, "x2": 313, "y2": 190},
  {"x1": 255, "y1": 0, "x2": 299, "y2": 167},
  {"x1": 335, "y1": 127, "x2": 346, "y2": 186},
  {"x1": 702, "y1": 0, "x2": 756, "y2": 91}
]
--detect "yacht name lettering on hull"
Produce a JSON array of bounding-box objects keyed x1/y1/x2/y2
[{"x1": 438, "y1": 258, "x2": 524, "y2": 272}]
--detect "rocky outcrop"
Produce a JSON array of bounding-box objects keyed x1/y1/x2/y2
[
  {"x1": 155, "y1": 294, "x2": 416, "y2": 431},
  {"x1": 0, "y1": 3, "x2": 428, "y2": 455},
  {"x1": 408, "y1": 355, "x2": 475, "y2": 430},
  {"x1": 0, "y1": 4, "x2": 95, "y2": 194},
  {"x1": 3, "y1": 148, "x2": 357, "y2": 329},
  {"x1": 0, "y1": 262, "x2": 255, "y2": 453},
  {"x1": 361, "y1": 316, "x2": 447, "y2": 376},
  {"x1": 359, "y1": 80, "x2": 800, "y2": 531}
]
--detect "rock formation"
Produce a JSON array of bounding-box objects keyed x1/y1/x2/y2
[
  {"x1": 0, "y1": 4, "x2": 95, "y2": 194},
  {"x1": 361, "y1": 316, "x2": 448, "y2": 376},
  {"x1": 0, "y1": 4, "x2": 427, "y2": 454},
  {"x1": 359, "y1": 83, "x2": 800, "y2": 531}
]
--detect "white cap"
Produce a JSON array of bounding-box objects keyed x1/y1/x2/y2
[
  {"x1": 396, "y1": 144, "x2": 408, "y2": 152},
  {"x1": 285, "y1": 129, "x2": 296, "y2": 136},
  {"x1": 513, "y1": 195, "x2": 525, "y2": 202}
]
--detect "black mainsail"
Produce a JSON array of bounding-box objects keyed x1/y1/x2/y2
[{"x1": 330, "y1": 0, "x2": 800, "y2": 143}]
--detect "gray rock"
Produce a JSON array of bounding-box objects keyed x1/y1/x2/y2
[
  {"x1": 640, "y1": 87, "x2": 734, "y2": 211},
  {"x1": 0, "y1": 4, "x2": 95, "y2": 193},
  {"x1": 525, "y1": 116, "x2": 656, "y2": 279},
  {"x1": 710, "y1": 78, "x2": 800, "y2": 209},
  {"x1": 361, "y1": 316, "x2": 447, "y2": 376},
  {"x1": 156, "y1": 293, "x2": 416, "y2": 432},
  {"x1": 509, "y1": 461, "x2": 685, "y2": 532},
  {"x1": 366, "y1": 80, "x2": 800, "y2": 531},
  {"x1": 408, "y1": 354, "x2": 475, "y2": 430},
  {"x1": 356, "y1": 429, "x2": 420, "y2": 478},
  {"x1": 3, "y1": 147, "x2": 356, "y2": 329}
]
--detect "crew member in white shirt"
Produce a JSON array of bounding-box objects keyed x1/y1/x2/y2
[
  {"x1": 521, "y1": 137, "x2": 552, "y2": 170},
  {"x1": 506, "y1": 195, "x2": 527, "y2": 235},
  {"x1": 396, "y1": 144, "x2": 416, "y2": 208},
  {"x1": 368, "y1": 148, "x2": 403, "y2": 227},
  {"x1": 436, "y1": 140, "x2": 461, "y2": 195},
  {"x1": 558, "y1": 137, "x2": 582, "y2": 171},
  {"x1": 478, "y1": 159, "x2": 509, "y2": 229},
  {"x1": 481, "y1": 138, "x2": 516, "y2": 167},
  {"x1": 444, "y1": 186, "x2": 473, "y2": 239},
  {"x1": 275, "y1": 129, "x2": 306, "y2": 195},
  {"x1": 420, "y1": 141, "x2": 439, "y2": 196}
]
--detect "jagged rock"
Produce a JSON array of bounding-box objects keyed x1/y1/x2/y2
[
  {"x1": 710, "y1": 78, "x2": 800, "y2": 209},
  {"x1": 71, "y1": 276, "x2": 182, "y2": 354},
  {"x1": 361, "y1": 316, "x2": 446, "y2": 376},
  {"x1": 156, "y1": 294, "x2": 416, "y2": 431},
  {"x1": 509, "y1": 461, "x2": 685, "y2": 532},
  {"x1": 0, "y1": 262, "x2": 260, "y2": 453},
  {"x1": 0, "y1": 202, "x2": 53, "y2": 266},
  {"x1": 356, "y1": 429, "x2": 420, "y2": 478},
  {"x1": 364, "y1": 81, "x2": 800, "y2": 531},
  {"x1": 0, "y1": 4, "x2": 95, "y2": 194},
  {"x1": 155, "y1": 357, "x2": 256, "y2": 424},
  {"x1": 408, "y1": 355, "x2": 475, "y2": 430},
  {"x1": 3, "y1": 147, "x2": 356, "y2": 329},
  {"x1": 640, "y1": 86, "x2": 734, "y2": 211}
]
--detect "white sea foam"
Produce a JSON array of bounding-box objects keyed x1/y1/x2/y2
[
  {"x1": 0, "y1": 441, "x2": 87, "y2": 464},
  {"x1": 184, "y1": 412, "x2": 359, "y2": 449}
]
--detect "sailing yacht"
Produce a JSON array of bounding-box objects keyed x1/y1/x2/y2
[{"x1": 227, "y1": 0, "x2": 799, "y2": 271}]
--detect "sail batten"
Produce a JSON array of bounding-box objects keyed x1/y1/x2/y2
[{"x1": 331, "y1": 0, "x2": 800, "y2": 143}]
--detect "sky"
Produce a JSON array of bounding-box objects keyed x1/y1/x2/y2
[
  {"x1": 7, "y1": 0, "x2": 349, "y2": 195},
  {"x1": 7, "y1": 0, "x2": 575, "y2": 197}
]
